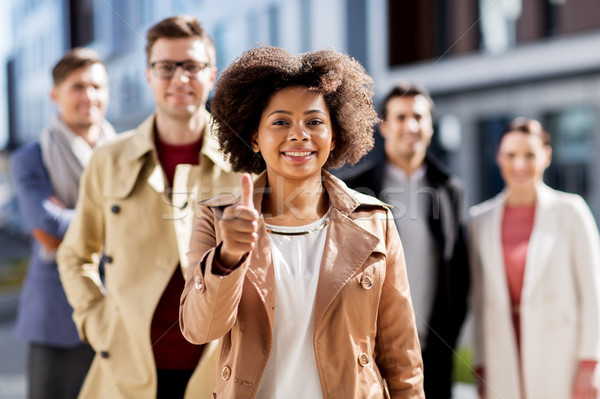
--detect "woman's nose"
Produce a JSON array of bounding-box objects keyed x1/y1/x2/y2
[{"x1": 289, "y1": 126, "x2": 310, "y2": 141}]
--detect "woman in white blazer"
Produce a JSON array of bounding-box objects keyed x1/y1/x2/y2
[{"x1": 469, "y1": 117, "x2": 600, "y2": 399}]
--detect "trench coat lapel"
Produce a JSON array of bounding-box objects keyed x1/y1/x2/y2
[
  {"x1": 482, "y1": 193, "x2": 512, "y2": 304},
  {"x1": 103, "y1": 117, "x2": 154, "y2": 199},
  {"x1": 521, "y1": 185, "x2": 557, "y2": 302},
  {"x1": 313, "y1": 171, "x2": 384, "y2": 326},
  {"x1": 313, "y1": 208, "x2": 381, "y2": 326}
]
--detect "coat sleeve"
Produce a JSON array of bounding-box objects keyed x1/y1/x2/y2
[
  {"x1": 449, "y1": 182, "x2": 470, "y2": 346},
  {"x1": 11, "y1": 144, "x2": 74, "y2": 239},
  {"x1": 467, "y1": 213, "x2": 485, "y2": 368},
  {"x1": 569, "y1": 196, "x2": 600, "y2": 360},
  {"x1": 374, "y1": 209, "x2": 425, "y2": 398},
  {"x1": 56, "y1": 153, "x2": 107, "y2": 348},
  {"x1": 179, "y1": 203, "x2": 250, "y2": 344}
]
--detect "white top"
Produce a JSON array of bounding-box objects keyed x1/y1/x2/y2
[
  {"x1": 255, "y1": 211, "x2": 330, "y2": 399},
  {"x1": 382, "y1": 163, "x2": 438, "y2": 348}
]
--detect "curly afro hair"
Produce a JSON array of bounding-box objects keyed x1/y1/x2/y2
[{"x1": 210, "y1": 46, "x2": 378, "y2": 174}]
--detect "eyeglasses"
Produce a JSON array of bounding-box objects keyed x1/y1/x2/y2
[{"x1": 148, "y1": 60, "x2": 211, "y2": 79}]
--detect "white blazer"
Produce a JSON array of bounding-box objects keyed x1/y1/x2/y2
[{"x1": 469, "y1": 183, "x2": 600, "y2": 399}]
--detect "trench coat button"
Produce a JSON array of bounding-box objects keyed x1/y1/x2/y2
[
  {"x1": 361, "y1": 276, "x2": 373, "y2": 290},
  {"x1": 100, "y1": 351, "x2": 110, "y2": 359},
  {"x1": 105, "y1": 255, "x2": 113, "y2": 264},
  {"x1": 221, "y1": 366, "x2": 231, "y2": 381},
  {"x1": 111, "y1": 205, "x2": 120, "y2": 214},
  {"x1": 194, "y1": 275, "x2": 203, "y2": 291},
  {"x1": 359, "y1": 353, "x2": 369, "y2": 366}
]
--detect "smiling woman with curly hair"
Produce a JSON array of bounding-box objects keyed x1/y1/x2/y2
[
  {"x1": 209, "y1": 46, "x2": 377, "y2": 173},
  {"x1": 180, "y1": 46, "x2": 424, "y2": 399}
]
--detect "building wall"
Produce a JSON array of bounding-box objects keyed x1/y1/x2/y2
[
  {"x1": 4, "y1": 0, "x2": 600, "y2": 221},
  {"x1": 10, "y1": 0, "x2": 68, "y2": 146},
  {"x1": 370, "y1": 0, "x2": 600, "y2": 221}
]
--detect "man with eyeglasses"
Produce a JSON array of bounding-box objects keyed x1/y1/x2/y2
[{"x1": 57, "y1": 16, "x2": 240, "y2": 399}]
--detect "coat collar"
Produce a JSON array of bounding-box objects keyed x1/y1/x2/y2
[
  {"x1": 522, "y1": 184, "x2": 559, "y2": 300},
  {"x1": 202, "y1": 169, "x2": 387, "y2": 213},
  {"x1": 113, "y1": 111, "x2": 232, "y2": 197},
  {"x1": 122, "y1": 110, "x2": 232, "y2": 173}
]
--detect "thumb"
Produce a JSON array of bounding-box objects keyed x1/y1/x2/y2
[{"x1": 240, "y1": 173, "x2": 254, "y2": 208}]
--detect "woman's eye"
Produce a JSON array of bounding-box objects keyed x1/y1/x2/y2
[
  {"x1": 272, "y1": 120, "x2": 288, "y2": 125},
  {"x1": 308, "y1": 119, "x2": 323, "y2": 125}
]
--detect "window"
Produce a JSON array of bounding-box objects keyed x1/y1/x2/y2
[
  {"x1": 346, "y1": 0, "x2": 367, "y2": 70},
  {"x1": 247, "y1": 11, "x2": 259, "y2": 47},
  {"x1": 476, "y1": 116, "x2": 511, "y2": 202},
  {"x1": 300, "y1": 0, "x2": 312, "y2": 51},
  {"x1": 389, "y1": 0, "x2": 479, "y2": 65},
  {"x1": 543, "y1": 107, "x2": 594, "y2": 198},
  {"x1": 140, "y1": 0, "x2": 154, "y2": 27},
  {"x1": 268, "y1": 4, "x2": 280, "y2": 47},
  {"x1": 388, "y1": 1, "x2": 435, "y2": 65},
  {"x1": 70, "y1": 0, "x2": 95, "y2": 47}
]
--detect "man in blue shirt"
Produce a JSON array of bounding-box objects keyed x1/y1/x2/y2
[{"x1": 10, "y1": 48, "x2": 114, "y2": 399}]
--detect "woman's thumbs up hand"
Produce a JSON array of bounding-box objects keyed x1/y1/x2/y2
[{"x1": 218, "y1": 174, "x2": 259, "y2": 268}]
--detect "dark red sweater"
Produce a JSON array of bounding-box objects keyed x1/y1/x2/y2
[{"x1": 151, "y1": 133, "x2": 204, "y2": 369}]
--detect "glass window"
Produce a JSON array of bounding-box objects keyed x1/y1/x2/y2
[
  {"x1": 479, "y1": 0, "x2": 521, "y2": 53},
  {"x1": 69, "y1": 0, "x2": 95, "y2": 47},
  {"x1": 268, "y1": 4, "x2": 280, "y2": 47},
  {"x1": 300, "y1": 0, "x2": 311, "y2": 51},
  {"x1": 214, "y1": 22, "x2": 227, "y2": 73},
  {"x1": 141, "y1": 0, "x2": 154, "y2": 26},
  {"x1": 346, "y1": 0, "x2": 367, "y2": 70},
  {"x1": 543, "y1": 107, "x2": 594, "y2": 198},
  {"x1": 247, "y1": 11, "x2": 259, "y2": 47},
  {"x1": 476, "y1": 116, "x2": 511, "y2": 202}
]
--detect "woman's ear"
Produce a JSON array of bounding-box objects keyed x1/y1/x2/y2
[
  {"x1": 251, "y1": 132, "x2": 260, "y2": 152},
  {"x1": 330, "y1": 130, "x2": 336, "y2": 151}
]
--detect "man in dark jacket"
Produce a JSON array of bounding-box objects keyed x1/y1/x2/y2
[{"x1": 343, "y1": 82, "x2": 469, "y2": 399}]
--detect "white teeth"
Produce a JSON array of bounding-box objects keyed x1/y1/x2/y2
[{"x1": 284, "y1": 151, "x2": 312, "y2": 156}]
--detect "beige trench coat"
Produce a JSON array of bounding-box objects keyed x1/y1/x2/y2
[
  {"x1": 57, "y1": 112, "x2": 241, "y2": 398},
  {"x1": 180, "y1": 171, "x2": 424, "y2": 398}
]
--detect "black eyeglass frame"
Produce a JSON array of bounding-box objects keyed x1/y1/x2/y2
[{"x1": 148, "y1": 60, "x2": 212, "y2": 79}]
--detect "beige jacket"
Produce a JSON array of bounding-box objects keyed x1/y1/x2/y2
[
  {"x1": 469, "y1": 184, "x2": 600, "y2": 399},
  {"x1": 57, "y1": 112, "x2": 241, "y2": 399},
  {"x1": 180, "y1": 171, "x2": 424, "y2": 399}
]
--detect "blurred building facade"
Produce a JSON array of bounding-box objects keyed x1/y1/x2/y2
[{"x1": 3, "y1": 0, "x2": 600, "y2": 218}]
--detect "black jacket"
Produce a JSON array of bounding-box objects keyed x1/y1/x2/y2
[{"x1": 343, "y1": 153, "x2": 469, "y2": 399}]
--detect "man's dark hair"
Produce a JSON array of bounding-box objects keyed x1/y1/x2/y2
[
  {"x1": 145, "y1": 15, "x2": 215, "y2": 65},
  {"x1": 52, "y1": 48, "x2": 103, "y2": 86},
  {"x1": 380, "y1": 82, "x2": 434, "y2": 121}
]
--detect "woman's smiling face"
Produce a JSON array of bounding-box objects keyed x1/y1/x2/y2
[
  {"x1": 252, "y1": 86, "x2": 335, "y2": 183},
  {"x1": 497, "y1": 130, "x2": 551, "y2": 192}
]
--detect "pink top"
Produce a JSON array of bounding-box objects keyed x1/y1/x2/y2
[{"x1": 502, "y1": 205, "x2": 536, "y2": 309}]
